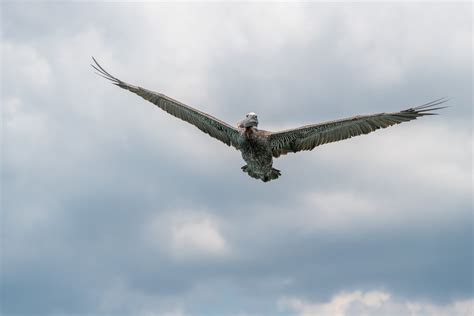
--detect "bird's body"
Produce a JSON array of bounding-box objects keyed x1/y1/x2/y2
[
  {"x1": 238, "y1": 128, "x2": 280, "y2": 182},
  {"x1": 92, "y1": 58, "x2": 447, "y2": 182}
]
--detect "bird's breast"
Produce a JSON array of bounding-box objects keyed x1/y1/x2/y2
[{"x1": 239, "y1": 130, "x2": 272, "y2": 169}]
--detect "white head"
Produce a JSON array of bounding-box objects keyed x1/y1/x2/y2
[{"x1": 238, "y1": 112, "x2": 259, "y2": 128}]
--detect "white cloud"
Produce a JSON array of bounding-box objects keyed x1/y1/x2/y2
[
  {"x1": 298, "y1": 123, "x2": 471, "y2": 218},
  {"x1": 300, "y1": 191, "x2": 379, "y2": 231},
  {"x1": 144, "y1": 210, "x2": 230, "y2": 259},
  {"x1": 2, "y1": 41, "x2": 52, "y2": 89},
  {"x1": 279, "y1": 290, "x2": 474, "y2": 316},
  {"x1": 171, "y1": 216, "x2": 228, "y2": 257},
  {"x1": 334, "y1": 4, "x2": 471, "y2": 86}
]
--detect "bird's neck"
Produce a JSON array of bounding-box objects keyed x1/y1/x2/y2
[{"x1": 245, "y1": 127, "x2": 257, "y2": 136}]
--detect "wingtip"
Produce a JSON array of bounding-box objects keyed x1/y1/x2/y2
[
  {"x1": 412, "y1": 98, "x2": 450, "y2": 112},
  {"x1": 90, "y1": 57, "x2": 121, "y2": 85}
]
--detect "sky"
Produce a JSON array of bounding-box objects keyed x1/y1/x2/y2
[{"x1": 1, "y1": 2, "x2": 473, "y2": 316}]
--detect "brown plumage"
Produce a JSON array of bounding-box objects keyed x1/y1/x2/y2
[{"x1": 92, "y1": 57, "x2": 447, "y2": 182}]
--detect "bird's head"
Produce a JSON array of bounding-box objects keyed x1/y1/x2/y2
[{"x1": 238, "y1": 112, "x2": 259, "y2": 128}]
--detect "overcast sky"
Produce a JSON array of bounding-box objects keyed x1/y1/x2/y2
[{"x1": 1, "y1": 2, "x2": 472, "y2": 316}]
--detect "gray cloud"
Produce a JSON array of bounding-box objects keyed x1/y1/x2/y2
[{"x1": 1, "y1": 2, "x2": 472, "y2": 316}]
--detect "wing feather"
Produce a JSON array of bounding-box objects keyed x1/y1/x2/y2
[
  {"x1": 91, "y1": 57, "x2": 240, "y2": 149},
  {"x1": 269, "y1": 99, "x2": 448, "y2": 157}
]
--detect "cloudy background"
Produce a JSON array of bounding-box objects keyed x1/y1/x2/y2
[{"x1": 1, "y1": 2, "x2": 472, "y2": 316}]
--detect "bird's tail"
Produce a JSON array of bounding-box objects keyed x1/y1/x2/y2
[
  {"x1": 263, "y1": 168, "x2": 282, "y2": 182},
  {"x1": 241, "y1": 166, "x2": 282, "y2": 182}
]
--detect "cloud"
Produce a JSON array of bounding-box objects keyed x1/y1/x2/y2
[
  {"x1": 1, "y1": 2, "x2": 472, "y2": 316},
  {"x1": 144, "y1": 210, "x2": 230, "y2": 259},
  {"x1": 2, "y1": 41, "x2": 52, "y2": 89},
  {"x1": 279, "y1": 290, "x2": 473, "y2": 316},
  {"x1": 96, "y1": 278, "x2": 187, "y2": 316},
  {"x1": 170, "y1": 216, "x2": 228, "y2": 257}
]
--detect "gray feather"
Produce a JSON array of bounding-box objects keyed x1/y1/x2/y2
[
  {"x1": 92, "y1": 57, "x2": 241, "y2": 149},
  {"x1": 268, "y1": 98, "x2": 448, "y2": 157}
]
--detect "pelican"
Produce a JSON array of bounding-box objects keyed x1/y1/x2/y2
[{"x1": 91, "y1": 57, "x2": 447, "y2": 182}]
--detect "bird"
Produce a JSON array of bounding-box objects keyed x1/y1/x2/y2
[{"x1": 91, "y1": 57, "x2": 447, "y2": 182}]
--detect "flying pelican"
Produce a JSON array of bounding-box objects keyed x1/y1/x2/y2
[{"x1": 91, "y1": 57, "x2": 447, "y2": 182}]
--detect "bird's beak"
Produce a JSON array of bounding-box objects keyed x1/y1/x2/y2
[{"x1": 239, "y1": 117, "x2": 258, "y2": 128}]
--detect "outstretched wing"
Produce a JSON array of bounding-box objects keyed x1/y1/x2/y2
[
  {"x1": 268, "y1": 99, "x2": 448, "y2": 157},
  {"x1": 91, "y1": 57, "x2": 241, "y2": 149}
]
